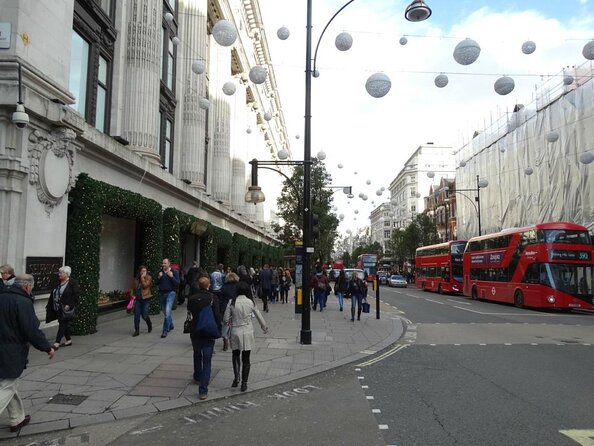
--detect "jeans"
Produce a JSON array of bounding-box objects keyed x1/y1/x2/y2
[
  {"x1": 271, "y1": 284, "x2": 278, "y2": 302},
  {"x1": 159, "y1": 291, "x2": 176, "y2": 334},
  {"x1": 191, "y1": 336, "x2": 215, "y2": 395},
  {"x1": 314, "y1": 289, "x2": 326, "y2": 310},
  {"x1": 134, "y1": 298, "x2": 151, "y2": 330},
  {"x1": 0, "y1": 378, "x2": 25, "y2": 427},
  {"x1": 351, "y1": 293, "x2": 363, "y2": 310},
  {"x1": 336, "y1": 291, "x2": 344, "y2": 309}
]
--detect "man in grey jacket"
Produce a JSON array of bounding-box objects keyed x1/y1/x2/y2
[{"x1": 0, "y1": 274, "x2": 55, "y2": 432}]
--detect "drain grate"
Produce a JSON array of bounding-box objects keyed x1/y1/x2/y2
[{"x1": 50, "y1": 394, "x2": 88, "y2": 406}]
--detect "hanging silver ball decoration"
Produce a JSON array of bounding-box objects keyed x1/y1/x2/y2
[
  {"x1": 365, "y1": 73, "x2": 391, "y2": 98},
  {"x1": 494, "y1": 76, "x2": 515, "y2": 95},
  {"x1": 582, "y1": 40, "x2": 594, "y2": 60},
  {"x1": 545, "y1": 131, "x2": 559, "y2": 143},
  {"x1": 263, "y1": 112, "x2": 272, "y2": 121},
  {"x1": 249, "y1": 65, "x2": 268, "y2": 84},
  {"x1": 295, "y1": 134, "x2": 300, "y2": 140},
  {"x1": 172, "y1": 36, "x2": 181, "y2": 46},
  {"x1": 277, "y1": 26, "x2": 290, "y2": 40},
  {"x1": 453, "y1": 38, "x2": 481, "y2": 65},
  {"x1": 246, "y1": 127, "x2": 252, "y2": 134},
  {"x1": 316, "y1": 150, "x2": 327, "y2": 160},
  {"x1": 500, "y1": 146, "x2": 506, "y2": 153},
  {"x1": 434, "y1": 74, "x2": 449, "y2": 88},
  {"x1": 191, "y1": 60, "x2": 206, "y2": 74},
  {"x1": 524, "y1": 167, "x2": 534, "y2": 176},
  {"x1": 198, "y1": 97, "x2": 210, "y2": 110},
  {"x1": 366, "y1": 179, "x2": 371, "y2": 185},
  {"x1": 338, "y1": 163, "x2": 344, "y2": 169},
  {"x1": 399, "y1": 36, "x2": 408, "y2": 45},
  {"x1": 212, "y1": 20, "x2": 238, "y2": 47},
  {"x1": 354, "y1": 210, "x2": 359, "y2": 214},
  {"x1": 376, "y1": 190, "x2": 383, "y2": 196},
  {"x1": 339, "y1": 214, "x2": 344, "y2": 220},
  {"x1": 459, "y1": 159, "x2": 467, "y2": 167},
  {"x1": 313, "y1": 69, "x2": 320, "y2": 78},
  {"x1": 164, "y1": 12, "x2": 174, "y2": 24},
  {"x1": 521, "y1": 41, "x2": 536, "y2": 55},
  {"x1": 362, "y1": 195, "x2": 368, "y2": 201},
  {"x1": 427, "y1": 171, "x2": 435, "y2": 179},
  {"x1": 563, "y1": 75, "x2": 574, "y2": 85},
  {"x1": 358, "y1": 192, "x2": 364, "y2": 198},
  {"x1": 579, "y1": 151, "x2": 594, "y2": 164},
  {"x1": 354, "y1": 171, "x2": 358, "y2": 175},
  {"x1": 277, "y1": 149, "x2": 289, "y2": 160},
  {"x1": 222, "y1": 82, "x2": 236, "y2": 96},
  {"x1": 347, "y1": 194, "x2": 354, "y2": 199},
  {"x1": 335, "y1": 32, "x2": 353, "y2": 51},
  {"x1": 381, "y1": 187, "x2": 385, "y2": 191}
]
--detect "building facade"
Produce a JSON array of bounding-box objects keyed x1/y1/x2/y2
[
  {"x1": 369, "y1": 202, "x2": 392, "y2": 252},
  {"x1": 0, "y1": 0, "x2": 290, "y2": 326}
]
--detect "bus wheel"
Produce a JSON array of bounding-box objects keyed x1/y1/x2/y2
[
  {"x1": 471, "y1": 286, "x2": 478, "y2": 300},
  {"x1": 514, "y1": 290, "x2": 524, "y2": 308},
  {"x1": 438, "y1": 284, "x2": 443, "y2": 295}
]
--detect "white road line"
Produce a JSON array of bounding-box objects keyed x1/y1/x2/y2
[
  {"x1": 426, "y1": 299, "x2": 445, "y2": 305},
  {"x1": 362, "y1": 385, "x2": 369, "y2": 389},
  {"x1": 366, "y1": 396, "x2": 374, "y2": 400},
  {"x1": 447, "y1": 299, "x2": 471, "y2": 305},
  {"x1": 453, "y1": 306, "x2": 555, "y2": 316},
  {"x1": 379, "y1": 424, "x2": 389, "y2": 430},
  {"x1": 357, "y1": 344, "x2": 410, "y2": 367},
  {"x1": 559, "y1": 429, "x2": 594, "y2": 445},
  {"x1": 372, "y1": 409, "x2": 381, "y2": 413}
]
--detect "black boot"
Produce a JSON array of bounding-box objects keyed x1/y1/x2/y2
[
  {"x1": 232, "y1": 355, "x2": 240, "y2": 388},
  {"x1": 133, "y1": 329, "x2": 139, "y2": 337},
  {"x1": 351, "y1": 308, "x2": 355, "y2": 322},
  {"x1": 146, "y1": 318, "x2": 152, "y2": 333},
  {"x1": 241, "y1": 363, "x2": 250, "y2": 392},
  {"x1": 357, "y1": 308, "x2": 361, "y2": 321}
]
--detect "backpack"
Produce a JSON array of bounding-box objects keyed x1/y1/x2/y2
[
  {"x1": 195, "y1": 298, "x2": 221, "y2": 339},
  {"x1": 316, "y1": 276, "x2": 327, "y2": 291}
]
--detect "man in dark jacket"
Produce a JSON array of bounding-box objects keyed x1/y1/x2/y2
[
  {"x1": 0, "y1": 274, "x2": 55, "y2": 432},
  {"x1": 157, "y1": 258, "x2": 180, "y2": 338},
  {"x1": 258, "y1": 264, "x2": 272, "y2": 312},
  {"x1": 187, "y1": 277, "x2": 221, "y2": 400}
]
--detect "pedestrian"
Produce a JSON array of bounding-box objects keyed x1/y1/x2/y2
[
  {"x1": 219, "y1": 272, "x2": 239, "y2": 351},
  {"x1": 348, "y1": 271, "x2": 365, "y2": 322},
  {"x1": 310, "y1": 265, "x2": 330, "y2": 311},
  {"x1": 180, "y1": 261, "x2": 200, "y2": 304},
  {"x1": 157, "y1": 258, "x2": 180, "y2": 338},
  {"x1": 279, "y1": 269, "x2": 292, "y2": 304},
  {"x1": 223, "y1": 281, "x2": 268, "y2": 392},
  {"x1": 0, "y1": 264, "x2": 16, "y2": 289},
  {"x1": 0, "y1": 274, "x2": 55, "y2": 432},
  {"x1": 131, "y1": 265, "x2": 153, "y2": 337},
  {"x1": 45, "y1": 266, "x2": 80, "y2": 349},
  {"x1": 335, "y1": 269, "x2": 348, "y2": 311},
  {"x1": 271, "y1": 265, "x2": 279, "y2": 303},
  {"x1": 210, "y1": 263, "x2": 225, "y2": 295},
  {"x1": 258, "y1": 264, "x2": 272, "y2": 312},
  {"x1": 237, "y1": 265, "x2": 252, "y2": 288},
  {"x1": 187, "y1": 277, "x2": 222, "y2": 400}
]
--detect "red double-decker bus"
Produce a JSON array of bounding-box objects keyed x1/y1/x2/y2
[
  {"x1": 463, "y1": 222, "x2": 594, "y2": 309},
  {"x1": 415, "y1": 241, "x2": 468, "y2": 294}
]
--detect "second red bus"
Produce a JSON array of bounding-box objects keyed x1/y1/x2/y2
[{"x1": 415, "y1": 241, "x2": 468, "y2": 294}]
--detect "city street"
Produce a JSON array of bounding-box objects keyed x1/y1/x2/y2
[{"x1": 6, "y1": 286, "x2": 594, "y2": 446}]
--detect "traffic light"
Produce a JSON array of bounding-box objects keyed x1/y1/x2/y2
[{"x1": 311, "y1": 213, "x2": 320, "y2": 242}]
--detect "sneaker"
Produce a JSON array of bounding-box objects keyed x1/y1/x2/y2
[
  {"x1": 199, "y1": 394, "x2": 208, "y2": 400},
  {"x1": 10, "y1": 415, "x2": 31, "y2": 432},
  {"x1": 132, "y1": 331, "x2": 139, "y2": 337},
  {"x1": 63, "y1": 340, "x2": 72, "y2": 346},
  {"x1": 161, "y1": 332, "x2": 167, "y2": 338},
  {"x1": 52, "y1": 342, "x2": 60, "y2": 350}
]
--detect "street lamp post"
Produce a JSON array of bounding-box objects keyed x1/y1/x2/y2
[
  {"x1": 445, "y1": 175, "x2": 488, "y2": 236},
  {"x1": 303, "y1": 0, "x2": 431, "y2": 344}
]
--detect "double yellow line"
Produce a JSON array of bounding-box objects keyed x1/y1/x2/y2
[{"x1": 357, "y1": 343, "x2": 409, "y2": 367}]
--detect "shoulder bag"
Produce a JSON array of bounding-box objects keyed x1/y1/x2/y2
[{"x1": 195, "y1": 298, "x2": 222, "y2": 339}]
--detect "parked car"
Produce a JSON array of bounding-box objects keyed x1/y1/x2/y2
[
  {"x1": 389, "y1": 274, "x2": 408, "y2": 288},
  {"x1": 378, "y1": 272, "x2": 388, "y2": 285}
]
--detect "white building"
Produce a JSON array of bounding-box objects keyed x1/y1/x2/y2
[
  {"x1": 388, "y1": 143, "x2": 455, "y2": 229},
  {"x1": 0, "y1": 0, "x2": 290, "y2": 326},
  {"x1": 369, "y1": 202, "x2": 392, "y2": 252}
]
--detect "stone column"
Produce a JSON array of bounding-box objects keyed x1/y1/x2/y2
[
  {"x1": 209, "y1": 41, "x2": 231, "y2": 204},
  {"x1": 179, "y1": 0, "x2": 208, "y2": 186},
  {"x1": 121, "y1": 0, "x2": 162, "y2": 164}
]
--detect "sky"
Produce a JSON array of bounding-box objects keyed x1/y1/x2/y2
[{"x1": 256, "y1": 0, "x2": 594, "y2": 236}]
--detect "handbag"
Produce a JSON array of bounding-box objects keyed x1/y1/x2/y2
[
  {"x1": 61, "y1": 305, "x2": 76, "y2": 321},
  {"x1": 222, "y1": 318, "x2": 232, "y2": 338},
  {"x1": 361, "y1": 299, "x2": 370, "y2": 314},
  {"x1": 126, "y1": 295, "x2": 136, "y2": 312},
  {"x1": 195, "y1": 299, "x2": 221, "y2": 339},
  {"x1": 183, "y1": 311, "x2": 193, "y2": 334}
]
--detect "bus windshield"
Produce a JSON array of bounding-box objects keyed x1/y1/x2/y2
[
  {"x1": 541, "y1": 263, "x2": 593, "y2": 297},
  {"x1": 539, "y1": 230, "x2": 591, "y2": 245},
  {"x1": 451, "y1": 242, "x2": 467, "y2": 255}
]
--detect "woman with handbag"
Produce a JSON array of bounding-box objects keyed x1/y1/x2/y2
[
  {"x1": 223, "y1": 281, "x2": 268, "y2": 392},
  {"x1": 131, "y1": 265, "x2": 153, "y2": 336},
  {"x1": 348, "y1": 272, "x2": 365, "y2": 322},
  {"x1": 45, "y1": 266, "x2": 80, "y2": 349}
]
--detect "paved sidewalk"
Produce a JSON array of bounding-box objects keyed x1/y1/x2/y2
[{"x1": 0, "y1": 293, "x2": 405, "y2": 439}]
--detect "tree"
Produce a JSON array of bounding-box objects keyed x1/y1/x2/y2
[
  {"x1": 387, "y1": 213, "x2": 439, "y2": 269},
  {"x1": 272, "y1": 161, "x2": 339, "y2": 261}
]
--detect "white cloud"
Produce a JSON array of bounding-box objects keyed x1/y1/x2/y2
[{"x1": 258, "y1": 0, "x2": 594, "y2": 234}]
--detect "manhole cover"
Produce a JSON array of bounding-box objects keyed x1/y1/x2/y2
[{"x1": 50, "y1": 394, "x2": 88, "y2": 406}]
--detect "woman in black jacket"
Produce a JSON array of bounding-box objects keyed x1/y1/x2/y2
[
  {"x1": 187, "y1": 276, "x2": 222, "y2": 401},
  {"x1": 45, "y1": 266, "x2": 80, "y2": 349},
  {"x1": 335, "y1": 269, "x2": 348, "y2": 311}
]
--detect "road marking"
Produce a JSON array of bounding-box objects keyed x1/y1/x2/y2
[
  {"x1": 366, "y1": 396, "x2": 375, "y2": 400},
  {"x1": 426, "y1": 298, "x2": 445, "y2": 305},
  {"x1": 357, "y1": 344, "x2": 410, "y2": 367},
  {"x1": 379, "y1": 424, "x2": 389, "y2": 430},
  {"x1": 448, "y1": 299, "x2": 471, "y2": 305},
  {"x1": 453, "y1": 306, "x2": 555, "y2": 316},
  {"x1": 559, "y1": 429, "x2": 594, "y2": 445},
  {"x1": 362, "y1": 385, "x2": 369, "y2": 389},
  {"x1": 372, "y1": 409, "x2": 381, "y2": 413},
  {"x1": 130, "y1": 425, "x2": 163, "y2": 435}
]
